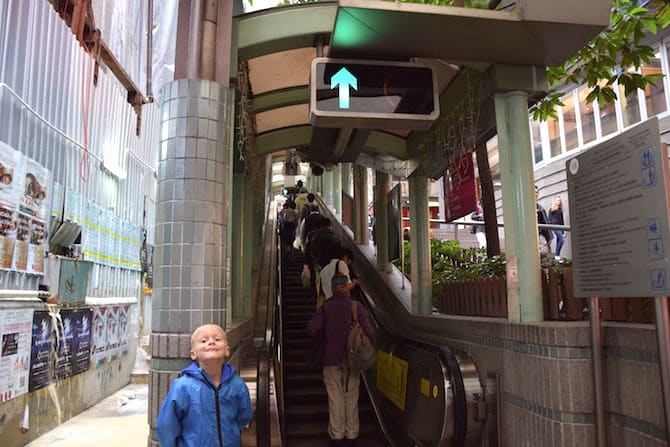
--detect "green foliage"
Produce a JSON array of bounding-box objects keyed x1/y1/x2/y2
[
  {"x1": 531, "y1": 0, "x2": 670, "y2": 121},
  {"x1": 395, "y1": 238, "x2": 573, "y2": 297}
]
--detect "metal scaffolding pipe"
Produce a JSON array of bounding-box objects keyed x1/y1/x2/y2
[{"x1": 186, "y1": 0, "x2": 203, "y2": 79}]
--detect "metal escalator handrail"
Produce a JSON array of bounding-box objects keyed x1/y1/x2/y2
[
  {"x1": 274, "y1": 220, "x2": 286, "y2": 443},
  {"x1": 255, "y1": 202, "x2": 279, "y2": 447},
  {"x1": 357, "y1": 288, "x2": 468, "y2": 447},
  {"x1": 313, "y1": 194, "x2": 468, "y2": 447}
]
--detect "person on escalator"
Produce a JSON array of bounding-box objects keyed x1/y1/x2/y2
[
  {"x1": 307, "y1": 275, "x2": 375, "y2": 447},
  {"x1": 156, "y1": 324, "x2": 252, "y2": 447}
]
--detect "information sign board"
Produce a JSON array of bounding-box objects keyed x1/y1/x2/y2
[{"x1": 567, "y1": 117, "x2": 670, "y2": 297}]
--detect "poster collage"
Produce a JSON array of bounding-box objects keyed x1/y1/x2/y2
[
  {"x1": 64, "y1": 189, "x2": 142, "y2": 271},
  {"x1": 0, "y1": 305, "x2": 133, "y2": 403},
  {"x1": 0, "y1": 142, "x2": 51, "y2": 275}
]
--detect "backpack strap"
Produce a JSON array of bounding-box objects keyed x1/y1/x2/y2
[{"x1": 352, "y1": 301, "x2": 358, "y2": 323}]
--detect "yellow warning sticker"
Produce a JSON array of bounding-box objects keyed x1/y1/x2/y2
[
  {"x1": 376, "y1": 351, "x2": 408, "y2": 411},
  {"x1": 420, "y1": 378, "x2": 430, "y2": 396}
]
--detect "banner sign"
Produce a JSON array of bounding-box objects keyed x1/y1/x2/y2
[
  {"x1": 29, "y1": 311, "x2": 53, "y2": 392},
  {"x1": 443, "y1": 153, "x2": 477, "y2": 222}
]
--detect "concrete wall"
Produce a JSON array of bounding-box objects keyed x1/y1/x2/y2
[
  {"x1": 0, "y1": 305, "x2": 138, "y2": 447},
  {"x1": 412, "y1": 315, "x2": 667, "y2": 446}
]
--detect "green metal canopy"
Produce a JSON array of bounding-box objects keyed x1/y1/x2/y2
[{"x1": 234, "y1": 0, "x2": 610, "y2": 177}]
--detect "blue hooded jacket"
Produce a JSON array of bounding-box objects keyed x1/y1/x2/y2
[{"x1": 156, "y1": 362, "x2": 253, "y2": 447}]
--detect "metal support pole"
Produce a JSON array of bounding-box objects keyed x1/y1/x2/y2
[
  {"x1": 333, "y1": 164, "x2": 342, "y2": 216},
  {"x1": 494, "y1": 91, "x2": 543, "y2": 322},
  {"x1": 655, "y1": 296, "x2": 670, "y2": 444},
  {"x1": 588, "y1": 296, "x2": 606, "y2": 447},
  {"x1": 353, "y1": 165, "x2": 368, "y2": 245},
  {"x1": 375, "y1": 171, "x2": 390, "y2": 271},
  {"x1": 342, "y1": 162, "x2": 353, "y2": 196},
  {"x1": 409, "y1": 174, "x2": 432, "y2": 315}
]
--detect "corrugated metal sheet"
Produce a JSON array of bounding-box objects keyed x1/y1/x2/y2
[{"x1": 0, "y1": 0, "x2": 159, "y2": 295}]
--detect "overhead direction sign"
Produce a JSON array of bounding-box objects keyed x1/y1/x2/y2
[{"x1": 309, "y1": 58, "x2": 439, "y2": 130}]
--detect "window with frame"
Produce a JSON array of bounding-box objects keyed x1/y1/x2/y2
[
  {"x1": 562, "y1": 93, "x2": 578, "y2": 151},
  {"x1": 578, "y1": 88, "x2": 597, "y2": 144},
  {"x1": 547, "y1": 115, "x2": 562, "y2": 157},
  {"x1": 530, "y1": 120, "x2": 543, "y2": 163},
  {"x1": 644, "y1": 48, "x2": 667, "y2": 116}
]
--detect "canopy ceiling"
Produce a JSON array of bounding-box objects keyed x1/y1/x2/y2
[{"x1": 234, "y1": 0, "x2": 610, "y2": 177}]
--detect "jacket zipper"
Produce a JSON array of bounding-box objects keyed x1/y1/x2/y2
[{"x1": 213, "y1": 385, "x2": 223, "y2": 447}]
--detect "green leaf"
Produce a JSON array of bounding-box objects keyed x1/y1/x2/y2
[{"x1": 642, "y1": 18, "x2": 657, "y2": 34}]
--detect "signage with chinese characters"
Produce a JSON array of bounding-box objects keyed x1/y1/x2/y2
[{"x1": 567, "y1": 117, "x2": 670, "y2": 297}]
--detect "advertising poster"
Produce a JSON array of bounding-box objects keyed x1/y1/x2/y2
[
  {"x1": 71, "y1": 309, "x2": 93, "y2": 375},
  {"x1": 90, "y1": 306, "x2": 108, "y2": 367},
  {"x1": 11, "y1": 212, "x2": 30, "y2": 271},
  {"x1": 29, "y1": 311, "x2": 53, "y2": 392},
  {"x1": 55, "y1": 310, "x2": 75, "y2": 380},
  {"x1": 0, "y1": 309, "x2": 34, "y2": 402},
  {"x1": 117, "y1": 305, "x2": 130, "y2": 357},
  {"x1": 19, "y1": 158, "x2": 50, "y2": 220},
  {"x1": 0, "y1": 206, "x2": 17, "y2": 269},
  {"x1": 65, "y1": 189, "x2": 84, "y2": 224},
  {"x1": 106, "y1": 306, "x2": 120, "y2": 361},
  {"x1": 51, "y1": 181, "x2": 63, "y2": 219},
  {"x1": 27, "y1": 217, "x2": 46, "y2": 274},
  {"x1": 0, "y1": 142, "x2": 23, "y2": 270}
]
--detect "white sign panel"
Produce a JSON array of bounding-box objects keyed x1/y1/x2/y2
[{"x1": 567, "y1": 117, "x2": 670, "y2": 297}]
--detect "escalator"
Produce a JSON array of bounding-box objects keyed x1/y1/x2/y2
[{"x1": 280, "y1": 248, "x2": 387, "y2": 446}]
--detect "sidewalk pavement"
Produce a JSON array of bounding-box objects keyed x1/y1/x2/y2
[{"x1": 27, "y1": 383, "x2": 149, "y2": 447}]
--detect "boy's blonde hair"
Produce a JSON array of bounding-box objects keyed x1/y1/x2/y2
[{"x1": 190, "y1": 324, "x2": 227, "y2": 348}]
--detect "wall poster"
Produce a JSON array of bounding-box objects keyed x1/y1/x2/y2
[
  {"x1": 0, "y1": 142, "x2": 22, "y2": 269},
  {"x1": 29, "y1": 311, "x2": 53, "y2": 392},
  {"x1": 90, "y1": 306, "x2": 108, "y2": 368},
  {"x1": 55, "y1": 310, "x2": 75, "y2": 380},
  {"x1": 69, "y1": 309, "x2": 93, "y2": 376},
  {"x1": 0, "y1": 308, "x2": 34, "y2": 402}
]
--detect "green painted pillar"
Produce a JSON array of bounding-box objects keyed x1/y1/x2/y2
[
  {"x1": 333, "y1": 164, "x2": 342, "y2": 216},
  {"x1": 409, "y1": 174, "x2": 432, "y2": 315},
  {"x1": 231, "y1": 173, "x2": 245, "y2": 320},
  {"x1": 243, "y1": 176, "x2": 254, "y2": 318},
  {"x1": 375, "y1": 171, "x2": 390, "y2": 272},
  {"x1": 495, "y1": 92, "x2": 543, "y2": 322},
  {"x1": 353, "y1": 165, "x2": 369, "y2": 245},
  {"x1": 342, "y1": 163, "x2": 353, "y2": 197}
]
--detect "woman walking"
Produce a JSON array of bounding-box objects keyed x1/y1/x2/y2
[{"x1": 548, "y1": 196, "x2": 565, "y2": 257}]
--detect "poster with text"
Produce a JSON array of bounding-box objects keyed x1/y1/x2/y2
[
  {"x1": 29, "y1": 311, "x2": 53, "y2": 392},
  {"x1": 0, "y1": 205, "x2": 17, "y2": 269},
  {"x1": 65, "y1": 189, "x2": 84, "y2": 224},
  {"x1": 51, "y1": 181, "x2": 63, "y2": 220},
  {"x1": 90, "y1": 307, "x2": 108, "y2": 367},
  {"x1": 27, "y1": 217, "x2": 46, "y2": 274},
  {"x1": 19, "y1": 158, "x2": 50, "y2": 219},
  {"x1": 55, "y1": 310, "x2": 75, "y2": 380},
  {"x1": 11, "y1": 212, "x2": 30, "y2": 271},
  {"x1": 71, "y1": 309, "x2": 92, "y2": 375},
  {"x1": 106, "y1": 306, "x2": 120, "y2": 361},
  {"x1": 444, "y1": 153, "x2": 477, "y2": 222},
  {"x1": 0, "y1": 141, "x2": 23, "y2": 209},
  {"x1": 0, "y1": 309, "x2": 33, "y2": 402},
  {"x1": 117, "y1": 306, "x2": 130, "y2": 357}
]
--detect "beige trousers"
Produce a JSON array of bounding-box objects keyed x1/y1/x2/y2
[{"x1": 323, "y1": 365, "x2": 360, "y2": 440}]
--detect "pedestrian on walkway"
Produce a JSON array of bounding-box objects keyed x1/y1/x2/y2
[
  {"x1": 156, "y1": 324, "x2": 252, "y2": 447},
  {"x1": 548, "y1": 196, "x2": 565, "y2": 257},
  {"x1": 307, "y1": 275, "x2": 375, "y2": 446}
]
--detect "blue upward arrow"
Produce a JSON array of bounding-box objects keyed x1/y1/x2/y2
[{"x1": 330, "y1": 67, "x2": 358, "y2": 109}]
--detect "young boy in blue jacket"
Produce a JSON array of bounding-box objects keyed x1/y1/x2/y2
[{"x1": 156, "y1": 324, "x2": 252, "y2": 447}]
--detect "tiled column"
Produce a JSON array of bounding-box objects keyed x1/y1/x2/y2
[{"x1": 149, "y1": 79, "x2": 233, "y2": 445}]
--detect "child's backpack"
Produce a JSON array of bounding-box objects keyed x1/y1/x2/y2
[{"x1": 346, "y1": 301, "x2": 375, "y2": 372}]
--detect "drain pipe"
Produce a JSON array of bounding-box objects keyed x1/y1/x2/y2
[
  {"x1": 186, "y1": 0, "x2": 203, "y2": 79},
  {"x1": 146, "y1": 0, "x2": 153, "y2": 99}
]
